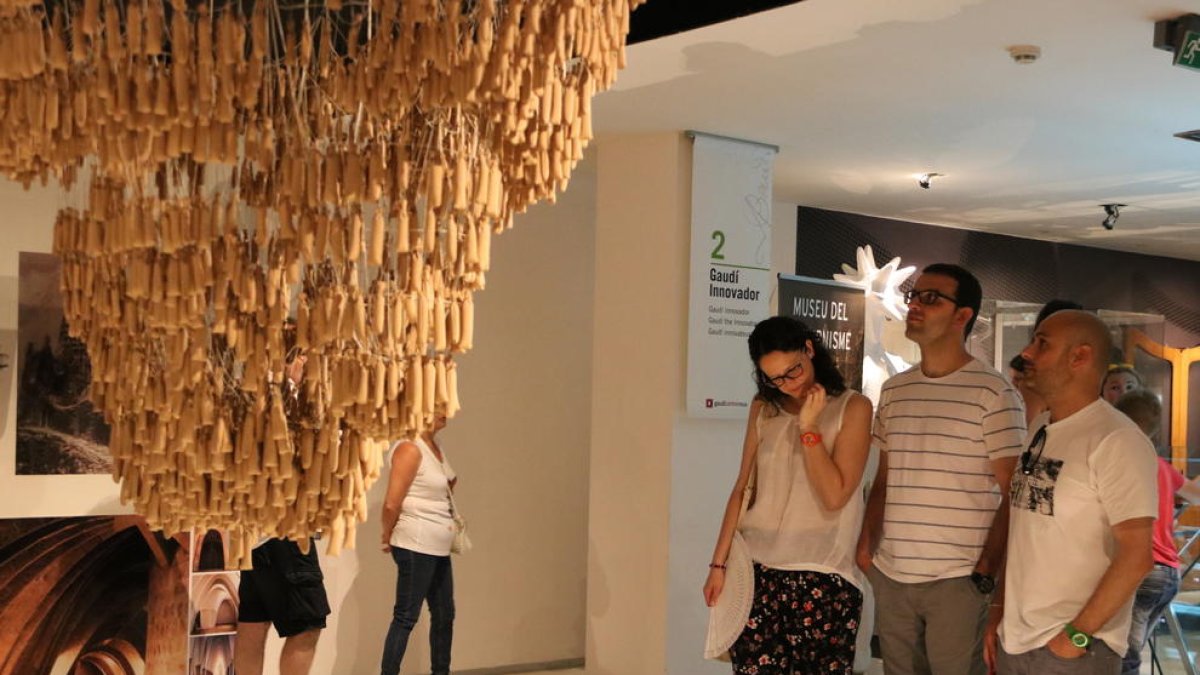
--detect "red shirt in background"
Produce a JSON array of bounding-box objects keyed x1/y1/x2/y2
[{"x1": 1153, "y1": 457, "x2": 1187, "y2": 567}]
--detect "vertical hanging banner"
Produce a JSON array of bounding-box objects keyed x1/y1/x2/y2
[
  {"x1": 687, "y1": 132, "x2": 777, "y2": 419},
  {"x1": 778, "y1": 275, "x2": 867, "y2": 393}
]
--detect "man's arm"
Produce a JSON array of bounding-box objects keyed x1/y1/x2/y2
[
  {"x1": 983, "y1": 556, "x2": 1007, "y2": 674},
  {"x1": 977, "y1": 380, "x2": 1026, "y2": 577},
  {"x1": 1044, "y1": 516, "x2": 1154, "y2": 658},
  {"x1": 976, "y1": 456, "x2": 1018, "y2": 576},
  {"x1": 1178, "y1": 476, "x2": 1200, "y2": 505},
  {"x1": 856, "y1": 449, "x2": 887, "y2": 571}
]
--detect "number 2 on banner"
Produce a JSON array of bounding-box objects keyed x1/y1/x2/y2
[{"x1": 710, "y1": 230, "x2": 726, "y2": 260}]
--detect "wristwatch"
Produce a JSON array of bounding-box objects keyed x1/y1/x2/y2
[
  {"x1": 800, "y1": 431, "x2": 822, "y2": 447},
  {"x1": 1064, "y1": 623, "x2": 1091, "y2": 649},
  {"x1": 970, "y1": 571, "x2": 995, "y2": 594}
]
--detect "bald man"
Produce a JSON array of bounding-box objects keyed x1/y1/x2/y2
[{"x1": 986, "y1": 311, "x2": 1157, "y2": 674}]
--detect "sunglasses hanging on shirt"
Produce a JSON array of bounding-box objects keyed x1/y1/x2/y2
[{"x1": 1019, "y1": 426, "x2": 1049, "y2": 476}]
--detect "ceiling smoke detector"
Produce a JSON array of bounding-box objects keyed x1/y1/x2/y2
[{"x1": 1007, "y1": 45, "x2": 1042, "y2": 64}]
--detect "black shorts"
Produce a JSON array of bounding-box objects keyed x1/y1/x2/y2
[{"x1": 238, "y1": 538, "x2": 331, "y2": 638}]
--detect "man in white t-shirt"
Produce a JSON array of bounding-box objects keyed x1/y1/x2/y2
[
  {"x1": 987, "y1": 310, "x2": 1157, "y2": 674},
  {"x1": 857, "y1": 263, "x2": 1026, "y2": 675}
]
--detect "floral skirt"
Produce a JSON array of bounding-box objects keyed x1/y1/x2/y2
[{"x1": 729, "y1": 563, "x2": 862, "y2": 675}]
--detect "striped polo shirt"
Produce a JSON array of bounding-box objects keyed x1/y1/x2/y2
[{"x1": 872, "y1": 358, "x2": 1026, "y2": 583}]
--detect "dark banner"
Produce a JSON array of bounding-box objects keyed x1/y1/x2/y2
[{"x1": 778, "y1": 275, "x2": 866, "y2": 392}]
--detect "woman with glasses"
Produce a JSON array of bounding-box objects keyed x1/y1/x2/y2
[{"x1": 703, "y1": 315, "x2": 874, "y2": 674}]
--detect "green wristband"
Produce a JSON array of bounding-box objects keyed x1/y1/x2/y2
[{"x1": 1064, "y1": 623, "x2": 1091, "y2": 649}]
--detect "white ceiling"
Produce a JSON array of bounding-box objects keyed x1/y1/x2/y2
[{"x1": 594, "y1": 0, "x2": 1200, "y2": 261}]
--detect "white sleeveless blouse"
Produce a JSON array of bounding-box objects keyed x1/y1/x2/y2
[
  {"x1": 739, "y1": 390, "x2": 865, "y2": 589},
  {"x1": 388, "y1": 437, "x2": 457, "y2": 556}
]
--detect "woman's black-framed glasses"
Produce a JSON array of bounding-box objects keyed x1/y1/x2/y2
[
  {"x1": 762, "y1": 361, "x2": 805, "y2": 388},
  {"x1": 1019, "y1": 425, "x2": 1048, "y2": 476},
  {"x1": 903, "y1": 289, "x2": 959, "y2": 306}
]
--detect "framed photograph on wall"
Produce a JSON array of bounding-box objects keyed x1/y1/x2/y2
[
  {"x1": 0, "y1": 257, "x2": 127, "y2": 520},
  {"x1": 15, "y1": 252, "x2": 111, "y2": 475}
]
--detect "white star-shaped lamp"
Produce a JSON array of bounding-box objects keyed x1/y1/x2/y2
[{"x1": 832, "y1": 245, "x2": 915, "y2": 320}]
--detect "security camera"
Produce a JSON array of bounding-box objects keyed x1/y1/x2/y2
[{"x1": 1100, "y1": 203, "x2": 1125, "y2": 230}]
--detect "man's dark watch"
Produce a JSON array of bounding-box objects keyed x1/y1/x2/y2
[{"x1": 971, "y1": 571, "x2": 995, "y2": 594}]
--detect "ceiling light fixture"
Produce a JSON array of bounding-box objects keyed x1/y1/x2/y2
[
  {"x1": 1007, "y1": 45, "x2": 1042, "y2": 64},
  {"x1": 1101, "y1": 203, "x2": 1126, "y2": 230},
  {"x1": 917, "y1": 173, "x2": 943, "y2": 189}
]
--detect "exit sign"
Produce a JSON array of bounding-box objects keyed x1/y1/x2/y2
[{"x1": 1176, "y1": 30, "x2": 1200, "y2": 70}]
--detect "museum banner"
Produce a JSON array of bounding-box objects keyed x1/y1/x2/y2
[
  {"x1": 686, "y1": 132, "x2": 776, "y2": 419},
  {"x1": 777, "y1": 275, "x2": 866, "y2": 392}
]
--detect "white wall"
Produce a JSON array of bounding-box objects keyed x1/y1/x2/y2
[
  {"x1": 585, "y1": 132, "x2": 800, "y2": 675},
  {"x1": 327, "y1": 154, "x2": 598, "y2": 674},
  {"x1": 0, "y1": 178, "x2": 128, "y2": 518},
  {"x1": 664, "y1": 201, "x2": 797, "y2": 675},
  {"x1": 585, "y1": 134, "x2": 691, "y2": 675},
  {"x1": 0, "y1": 157, "x2": 598, "y2": 674}
]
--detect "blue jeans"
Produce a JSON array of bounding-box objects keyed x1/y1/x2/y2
[
  {"x1": 380, "y1": 547, "x2": 454, "y2": 675},
  {"x1": 1122, "y1": 563, "x2": 1180, "y2": 675}
]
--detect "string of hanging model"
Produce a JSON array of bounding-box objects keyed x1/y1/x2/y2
[{"x1": 0, "y1": 0, "x2": 645, "y2": 567}]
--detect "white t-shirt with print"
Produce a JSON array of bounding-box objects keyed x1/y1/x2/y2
[{"x1": 1000, "y1": 399, "x2": 1158, "y2": 656}]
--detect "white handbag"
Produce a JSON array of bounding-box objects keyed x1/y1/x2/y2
[
  {"x1": 447, "y1": 487, "x2": 472, "y2": 555},
  {"x1": 434, "y1": 444, "x2": 472, "y2": 555},
  {"x1": 704, "y1": 467, "x2": 757, "y2": 661}
]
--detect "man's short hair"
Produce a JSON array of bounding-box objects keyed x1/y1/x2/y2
[
  {"x1": 1115, "y1": 388, "x2": 1162, "y2": 438},
  {"x1": 922, "y1": 263, "x2": 983, "y2": 338}
]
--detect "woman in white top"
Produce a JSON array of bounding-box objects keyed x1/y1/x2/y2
[
  {"x1": 704, "y1": 316, "x2": 874, "y2": 674},
  {"x1": 379, "y1": 409, "x2": 458, "y2": 675}
]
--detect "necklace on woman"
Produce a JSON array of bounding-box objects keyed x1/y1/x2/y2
[{"x1": 422, "y1": 433, "x2": 445, "y2": 462}]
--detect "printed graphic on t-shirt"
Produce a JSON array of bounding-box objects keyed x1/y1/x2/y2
[{"x1": 1011, "y1": 458, "x2": 1063, "y2": 516}]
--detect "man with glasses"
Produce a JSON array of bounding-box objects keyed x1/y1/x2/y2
[
  {"x1": 857, "y1": 263, "x2": 1026, "y2": 675},
  {"x1": 988, "y1": 310, "x2": 1156, "y2": 674}
]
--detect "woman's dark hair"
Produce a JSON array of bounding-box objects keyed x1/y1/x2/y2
[{"x1": 748, "y1": 316, "x2": 847, "y2": 409}]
